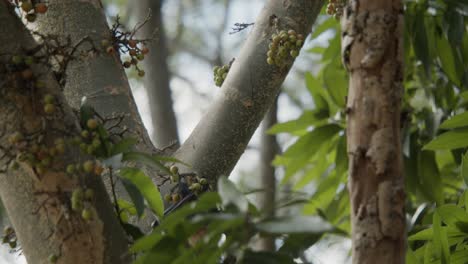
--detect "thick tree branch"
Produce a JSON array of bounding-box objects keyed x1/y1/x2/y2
[
  {"x1": 35, "y1": 0, "x2": 162, "y2": 231},
  {"x1": 35, "y1": 0, "x2": 156, "y2": 155},
  {"x1": 256, "y1": 97, "x2": 279, "y2": 251},
  {"x1": 173, "y1": 0, "x2": 325, "y2": 182}
]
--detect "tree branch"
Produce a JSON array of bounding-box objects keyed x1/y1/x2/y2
[
  {"x1": 173, "y1": 0, "x2": 325, "y2": 183},
  {"x1": 133, "y1": 0, "x2": 180, "y2": 149}
]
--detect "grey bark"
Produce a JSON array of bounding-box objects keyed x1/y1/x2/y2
[
  {"x1": 35, "y1": 0, "x2": 161, "y2": 231},
  {"x1": 0, "y1": 2, "x2": 129, "y2": 263},
  {"x1": 35, "y1": 0, "x2": 155, "y2": 154},
  {"x1": 133, "y1": 0, "x2": 180, "y2": 149},
  {"x1": 173, "y1": 0, "x2": 324, "y2": 183},
  {"x1": 256, "y1": 97, "x2": 279, "y2": 251},
  {"x1": 36, "y1": 0, "x2": 324, "y2": 214}
]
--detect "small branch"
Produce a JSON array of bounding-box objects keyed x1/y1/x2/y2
[
  {"x1": 109, "y1": 167, "x2": 123, "y2": 224},
  {"x1": 229, "y1": 22, "x2": 255, "y2": 34}
]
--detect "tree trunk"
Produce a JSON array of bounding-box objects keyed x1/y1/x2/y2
[
  {"x1": 133, "y1": 0, "x2": 180, "y2": 149},
  {"x1": 256, "y1": 97, "x2": 279, "y2": 251},
  {"x1": 341, "y1": 0, "x2": 405, "y2": 263},
  {"x1": 0, "y1": 2, "x2": 129, "y2": 263},
  {"x1": 173, "y1": 0, "x2": 324, "y2": 183}
]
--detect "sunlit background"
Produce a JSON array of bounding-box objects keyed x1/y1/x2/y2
[{"x1": 1, "y1": 1, "x2": 351, "y2": 263}]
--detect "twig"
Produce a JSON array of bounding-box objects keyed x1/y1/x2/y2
[{"x1": 229, "y1": 22, "x2": 254, "y2": 34}]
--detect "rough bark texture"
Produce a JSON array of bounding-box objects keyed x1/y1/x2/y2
[
  {"x1": 173, "y1": 0, "x2": 324, "y2": 182},
  {"x1": 256, "y1": 98, "x2": 279, "y2": 251},
  {"x1": 134, "y1": 0, "x2": 180, "y2": 148},
  {"x1": 341, "y1": 0, "x2": 405, "y2": 263},
  {"x1": 0, "y1": 2, "x2": 129, "y2": 263}
]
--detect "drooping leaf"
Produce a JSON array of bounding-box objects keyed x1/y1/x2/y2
[
  {"x1": 111, "y1": 137, "x2": 138, "y2": 155},
  {"x1": 119, "y1": 167, "x2": 164, "y2": 219},
  {"x1": 152, "y1": 155, "x2": 191, "y2": 167},
  {"x1": 451, "y1": 249, "x2": 468, "y2": 264},
  {"x1": 437, "y1": 204, "x2": 468, "y2": 232},
  {"x1": 121, "y1": 222, "x2": 144, "y2": 241},
  {"x1": 240, "y1": 250, "x2": 296, "y2": 264},
  {"x1": 439, "y1": 112, "x2": 468, "y2": 130},
  {"x1": 424, "y1": 128, "x2": 468, "y2": 150},
  {"x1": 323, "y1": 60, "x2": 347, "y2": 107},
  {"x1": 304, "y1": 72, "x2": 329, "y2": 116},
  {"x1": 418, "y1": 151, "x2": 443, "y2": 205},
  {"x1": 255, "y1": 216, "x2": 333, "y2": 234},
  {"x1": 277, "y1": 124, "x2": 342, "y2": 183},
  {"x1": 445, "y1": 8, "x2": 465, "y2": 47},
  {"x1": 412, "y1": 9, "x2": 431, "y2": 77},
  {"x1": 311, "y1": 16, "x2": 338, "y2": 39},
  {"x1": 436, "y1": 31, "x2": 461, "y2": 86},
  {"x1": 433, "y1": 211, "x2": 450, "y2": 264},
  {"x1": 267, "y1": 110, "x2": 327, "y2": 135},
  {"x1": 278, "y1": 233, "x2": 322, "y2": 259},
  {"x1": 122, "y1": 152, "x2": 172, "y2": 175},
  {"x1": 409, "y1": 226, "x2": 465, "y2": 241},
  {"x1": 217, "y1": 177, "x2": 248, "y2": 213},
  {"x1": 130, "y1": 192, "x2": 220, "y2": 253},
  {"x1": 120, "y1": 178, "x2": 145, "y2": 217}
]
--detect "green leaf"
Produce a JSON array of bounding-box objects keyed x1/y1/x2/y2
[
  {"x1": 111, "y1": 137, "x2": 138, "y2": 155},
  {"x1": 122, "y1": 223, "x2": 144, "y2": 241},
  {"x1": 133, "y1": 237, "x2": 180, "y2": 264},
  {"x1": 406, "y1": 248, "x2": 421, "y2": 264},
  {"x1": 440, "y1": 112, "x2": 468, "y2": 130},
  {"x1": 412, "y1": 10, "x2": 431, "y2": 77},
  {"x1": 445, "y1": 9, "x2": 465, "y2": 47},
  {"x1": 433, "y1": 211, "x2": 450, "y2": 264},
  {"x1": 437, "y1": 32, "x2": 461, "y2": 86},
  {"x1": 278, "y1": 124, "x2": 341, "y2": 183},
  {"x1": 278, "y1": 234, "x2": 321, "y2": 259},
  {"x1": 409, "y1": 226, "x2": 465, "y2": 241},
  {"x1": 267, "y1": 110, "x2": 326, "y2": 135},
  {"x1": 305, "y1": 72, "x2": 329, "y2": 115},
  {"x1": 152, "y1": 155, "x2": 191, "y2": 167},
  {"x1": 130, "y1": 192, "x2": 220, "y2": 253},
  {"x1": 311, "y1": 16, "x2": 337, "y2": 39},
  {"x1": 255, "y1": 216, "x2": 333, "y2": 234},
  {"x1": 451, "y1": 249, "x2": 468, "y2": 264},
  {"x1": 217, "y1": 177, "x2": 248, "y2": 213},
  {"x1": 335, "y1": 135, "x2": 348, "y2": 178},
  {"x1": 281, "y1": 124, "x2": 341, "y2": 159},
  {"x1": 240, "y1": 250, "x2": 296, "y2": 264},
  {"x1": 122, "y1": 152, "x2": 172, "y2": 175},
  {"x1": 119, "y1": 167, "x2": 164, "y2": 219},
  {"x1": 303, "y1": 171, "x2": 344, "y2": 215},
  {"x1": 424, "y1": 128, "x2": 468, "y2": 150},
  {"x1": 437, "y1": 204, "x2": 468, "y2": 233},
  {"x1": 418, "y1": 151, "x2": 443, "y2": 205},
  {"x1": 117, "y1": 199, "x2": 138, "y2": 216},
  {"x1": 307, "y1": 46, "x2": 326, "y2": 54},
  {"x1": 120, "y1": 178, "x2": 145, "y2": 217},
  {"x1": 323, "y1": 60, "x2": 347, "y2": 107},
  {"x1": 322, "y1": 32, "x2": 341, "y2": 62}
]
